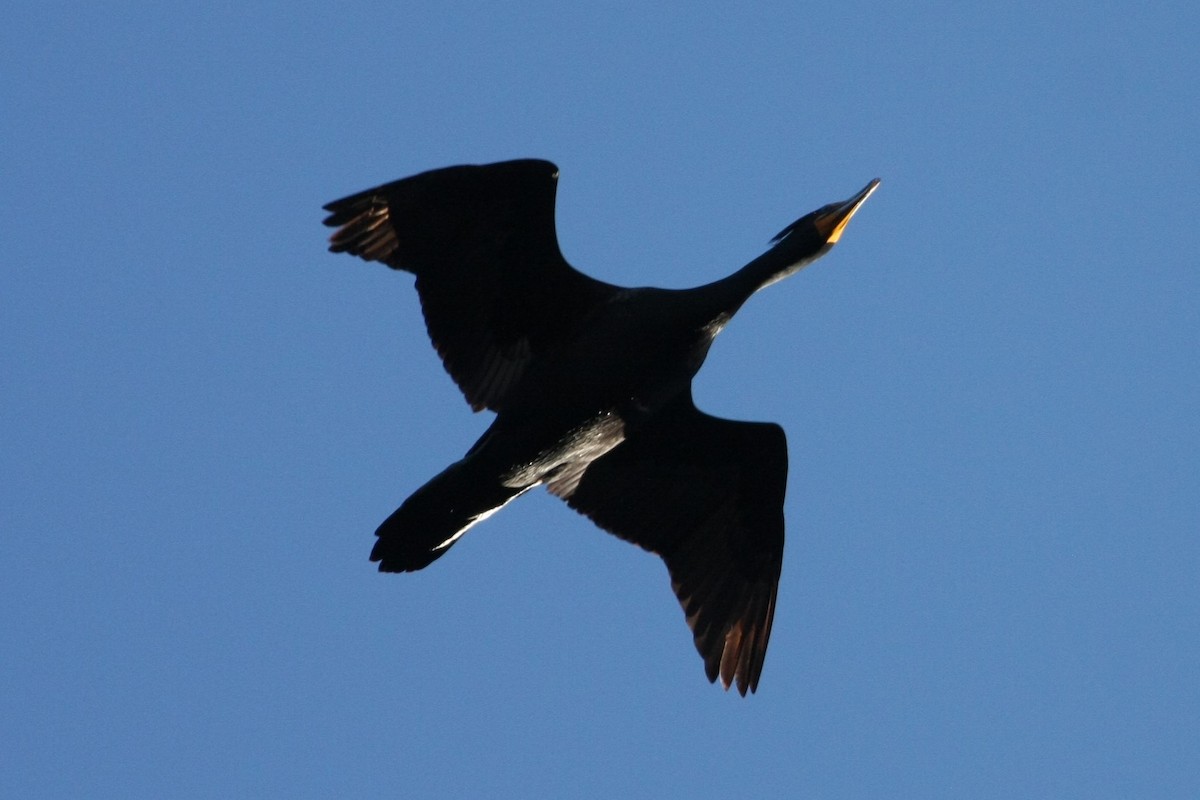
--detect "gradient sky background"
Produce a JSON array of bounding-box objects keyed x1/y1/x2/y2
[{"x1": 3, "y1": 2, "x2": 1197, "y2": 797}]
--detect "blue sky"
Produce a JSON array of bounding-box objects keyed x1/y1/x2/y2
[{"x1": 3, "y1": 2, "x2": 1197, "y2": 797}]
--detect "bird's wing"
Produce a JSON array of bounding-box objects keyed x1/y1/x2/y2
[
  {"x1": 323, "y1": 159, "x2": 619, "y2": 412},
  {"x1": 551, "y1": 394, "x2": 786, "y2": 695}
]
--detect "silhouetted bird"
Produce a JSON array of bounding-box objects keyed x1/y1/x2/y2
[{"x1": 323, "y1": 160, "x2": 878, "y2": 694}]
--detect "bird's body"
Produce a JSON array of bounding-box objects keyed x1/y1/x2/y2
[{"x1": 323, "y1": 159, "x2": 877, "y2": 694}]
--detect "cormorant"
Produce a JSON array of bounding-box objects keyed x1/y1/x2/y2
[{"x1": 323, "y1": 160, "x2": 878, "y2": 694}]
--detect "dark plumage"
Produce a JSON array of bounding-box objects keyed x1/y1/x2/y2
[{"x1": 323, "y1": 159, "x2": 878, "y2": 694}]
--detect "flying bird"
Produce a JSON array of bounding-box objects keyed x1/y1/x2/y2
[{"x1": 323, "y1": 160, "x2": 878, "y2": 694}]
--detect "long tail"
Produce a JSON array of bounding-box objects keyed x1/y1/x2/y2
[{"x1": 370, "y1": 458, "x2": 526, "y2": 572}]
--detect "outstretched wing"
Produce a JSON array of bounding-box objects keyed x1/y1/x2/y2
[
  {"x1": 323, "y1": 159, "x2": 619, "y2": 412},
  {"x1": 554, "y1": 393, "x2": 786, "y2": 695}
]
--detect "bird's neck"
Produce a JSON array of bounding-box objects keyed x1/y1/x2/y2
[{"x1": 701, "y1": 244, "x2": 815, "y2": 318}]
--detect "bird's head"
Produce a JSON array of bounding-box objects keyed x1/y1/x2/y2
[{"x1": 766, "y1": 178, "x2": 880, "y2": 274}]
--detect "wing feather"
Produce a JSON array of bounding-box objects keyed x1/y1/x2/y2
[
  {"x1": 324, "y1": 160, "x2": 618, "y2": 411},
  {"x1": 558, "y1": 395, "x2": 786, "y2": 695}
]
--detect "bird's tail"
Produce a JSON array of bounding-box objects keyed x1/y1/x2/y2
[{"x1": 370, "y1": 458, "x2": 526, "y2": 572}]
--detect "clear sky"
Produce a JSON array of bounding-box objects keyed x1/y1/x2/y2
[{"x1": 3, "y1": 2, "x2": 1197, "y2": 797}]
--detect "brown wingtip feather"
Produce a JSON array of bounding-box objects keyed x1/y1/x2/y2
[
  {"x1": 704, "y1": 582, "x2": 776, "y2": 696},
  {"x1": 323, "y1": 195, "x2": 398, "y2": 262}
]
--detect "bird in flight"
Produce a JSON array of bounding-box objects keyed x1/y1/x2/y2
[{"x1": 323, "y1": 160, "x2": 878, "y2": 694}]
